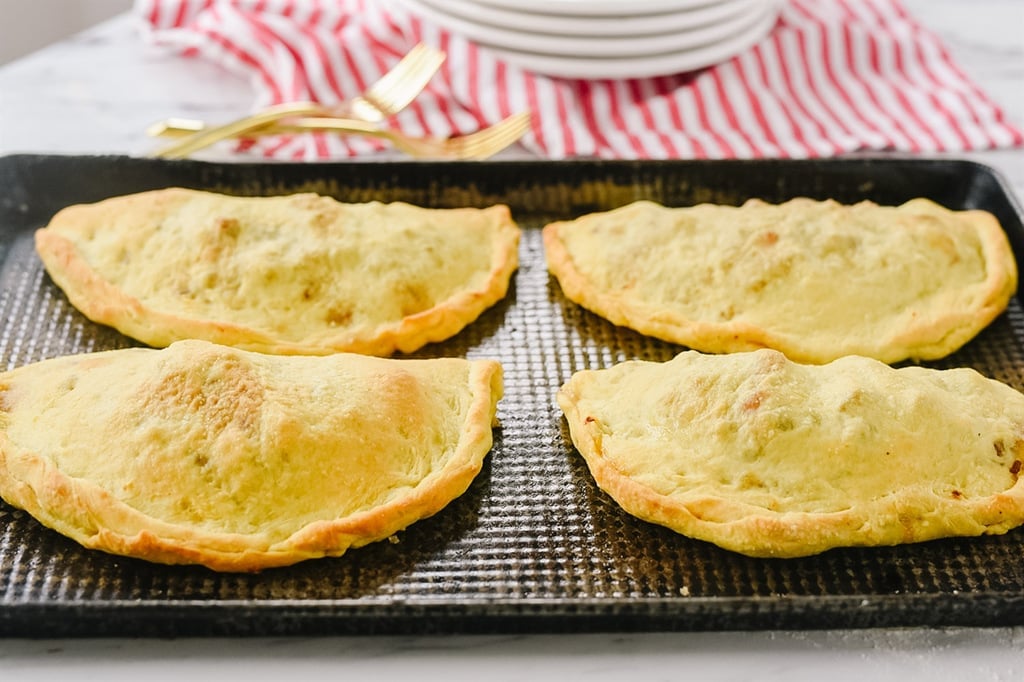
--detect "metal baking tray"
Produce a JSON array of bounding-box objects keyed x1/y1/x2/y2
[{"x1": 1, "y1": 154, "x2": 1023, "y2": 636}]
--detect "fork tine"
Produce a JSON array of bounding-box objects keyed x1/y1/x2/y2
[
  {"x1": 458, "y1": 112, "x2": 532, "y2": 159},
  {"x1": 348, "y1": 43, "x2": 445, "y2": 122},
  {"x1": 403, "y1": 112, "x2": 530, "y2": 159}
]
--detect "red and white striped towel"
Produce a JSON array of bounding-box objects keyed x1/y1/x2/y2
[{"x1": 136, "y1": 0, "x2": 1023, "y2": 160}]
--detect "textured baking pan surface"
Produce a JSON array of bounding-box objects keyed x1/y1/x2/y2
[{"x1": 1, "y1": 154, "x2": 1023, "y2": 636}]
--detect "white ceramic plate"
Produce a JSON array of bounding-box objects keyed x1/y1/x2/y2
[
  {"x1": 416, "y1": 0, "x2": 761, "y2": 38},
  {"x1": 402, "y1": 0, "x2": 771, "y2": 58},
  {"x1": 471, "y1": 0, "x2": 728, "y2": 17},
  {"x1": 473, "y1": 6, "x2": 779, "y2": 79}
]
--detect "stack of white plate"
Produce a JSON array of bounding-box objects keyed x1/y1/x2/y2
[{"x1": 398, "y1": 0, "x2": 783, "y2": 80}]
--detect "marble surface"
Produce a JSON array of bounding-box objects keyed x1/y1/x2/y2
[{"x1": 0, "y1": 1, "x2": 1023, "y2": 680}]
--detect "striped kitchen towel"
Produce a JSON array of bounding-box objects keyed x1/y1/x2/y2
[{"x1": 135, "y1": 0, "x2": 1023, "y2": 160}]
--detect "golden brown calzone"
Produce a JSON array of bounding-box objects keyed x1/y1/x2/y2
[
  {"x1": 557, "y1": 349, "x2": 1024, "y2": 557},
  {"x1": 544, "y1": 198, "x2": 1017, "y2": 363},
  {"x1": 0, "y1": 340, "x2": 502, "y2": 571},
  {"x1": 36, "y1": 188, "x2": 520, "y2": 355}
]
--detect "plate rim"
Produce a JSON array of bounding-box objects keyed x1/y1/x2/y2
[
  {"x1": 403, "y1": 0, "x2": 773, "y2": 59},
  {"x1": 474, "y1": 7, "x2": 779, "y2": 79},
  {"x1": 402, "y1": 0, "x2": 761, "y2": 38},
  {"x1": 470, "y1": 0, "x2": 736, "y2": 17}
]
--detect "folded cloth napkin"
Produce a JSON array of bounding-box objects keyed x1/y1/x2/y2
[{"x1": 136, "y1": 0, "x2": 1023, "y2": 160}]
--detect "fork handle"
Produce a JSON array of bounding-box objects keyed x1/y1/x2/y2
[
  {"x1": 150, "y1": 102, "x2": 329, "y2": 159},
  {"x1": 151, "y1": 116, "x2": 386, "y2": 141},
  {"x1": 146, "y1": 117, "x2": 207, "y2": 139},
  {"x1": 147, "y1": 107, "x2": 357, "y2": 140}
]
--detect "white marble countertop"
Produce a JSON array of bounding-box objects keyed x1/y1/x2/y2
[{"x1": 1, "y1": 1, "x2": 1023, "y2": 680}]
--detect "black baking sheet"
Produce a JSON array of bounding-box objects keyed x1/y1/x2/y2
[{"x1": 1, "y1": 154, "x2": 1023, "y2": 636}]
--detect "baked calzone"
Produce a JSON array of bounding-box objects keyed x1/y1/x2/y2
[
  {"x1": 0, "y1": 340, "x2": 502, "y2": 571},
  {"x1": 544, "y1": 198, "x2": 1017, "y2": 363},
  {"x1": 35, "y1": 188, "x2": 520, "y2": 355},
  {"x1": 557, "y1": 349, "x2": 1024, "y2": 557}
]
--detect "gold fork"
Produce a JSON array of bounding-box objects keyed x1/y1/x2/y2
[
  {"x1": 149, "y1": 43, "x2": 445, "y2": 138},
  {"x1": 345, "y1": 43, "x2": 445, "y2": 123},
  {"x1": 149, "y1": 43, "x2": 445, "y2": 159},
  {"x1": 229, "y1": 112, "x2": 532, "y2": 160}
]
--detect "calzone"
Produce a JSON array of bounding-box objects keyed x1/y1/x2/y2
[
  {"x1": 35, "y1": 188, "x2": 520, "y2": 355},
  {"x1": 543, "y1": 198, "x2": 1017, "y2": 363},
  {"x1": 0, "y1": 340, "x2": 502, "y2": 571},
  {"x1": 557, "y1": 349, "x2": 1024, "y2": 558}
]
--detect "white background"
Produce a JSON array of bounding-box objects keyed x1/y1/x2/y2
[{"x1": 0, "y1": 0, "x2": 131, "y2": 65}]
